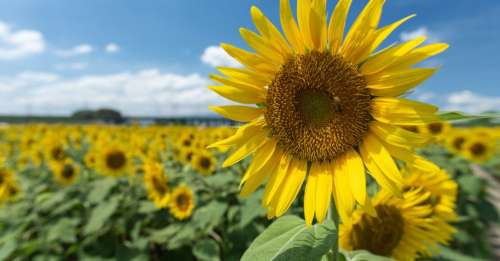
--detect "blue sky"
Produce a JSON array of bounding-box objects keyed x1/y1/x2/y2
[{"x1": 0, "y1": 0, "x2": 498, "y2": 116}]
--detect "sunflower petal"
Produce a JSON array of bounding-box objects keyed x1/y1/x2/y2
[
  {"x1": 342, "y1": 149, "x2": 366, "y2": 207},
  {"x1": 240, "y1": 147, "x2": 283, "y2": 197},
  {"x1": 209, "y1": 105, "x2": 263, "y2": 122},
  {"x1": 274, "y1": 159, "x2": 307, "y2": 217},
  {"x1": 297, "y1": 0, "x2": 313, "y2": 49},
  {"x1": 365, "y1": 14, "x2": 416, "y2": 57},
  {"x1": 361, "y1": 36, "x2": 426, "y2": 75},
  {"x1": 221, "y1": 43, "x2": 278, "y2": 75},
  {"x1": 207, "y1": 119, "x2": 264, "y2": 149},
  {"x1": 386, "y1": 43, "x2": 449, "y2": 70},
  {"x1": 361, "y1": 133, "x2": 403, "y2": 186},
  {"x1": 208, "y1": 85, "x2": 265, "y2": 104},
  {"x1": 370, "y1": 121, "x2": 430, "y2": 148},
  {"x1": 262, "y1": 154, "x2": 291, "y2": 207},
  {"x1": 382, "y1": 141, "x2": 440, "y2": 174},
  {"x1": 250, "y1": 6, "x2": 291, "y2": 56},
  {"x1": 216, "y1": 67, "x2": 270, "y2": 87},
  {"x1": 222, "y1": 131, "x2": 268, "y2": 167},
  {"x1": 314, "y1": 162, "x2": 332, "y2": 223},
  {"x1": 359, "y1": 143, "x2": 401, "y2": 197},
  {"x1": 309, "y1": 0, "x2": 327, "y2": 51},
  {"x1": 366, "y1": 68, "x2": 437, "y2": 97},
  {"x1": 280, "y1": 0, "x2": 304, "y2": 53},
  {"x1": 331, "y1": 159, "x2": 355, "y2": 221},
  {"x1": 304, "y1": 164, "x2": 317, "y2": 225},
  {"x1": 371, "y1": 97, "x2": 439, "y2": 125},
  {"x1": 239, "y1": 28, "x2": 286, "y2": 64},
  {"x1": 240, "y1": 139, "x2": 278, "y2": 186},
  {"x1": 328, "y1": 0, "x2": 352, "y2": 54}
]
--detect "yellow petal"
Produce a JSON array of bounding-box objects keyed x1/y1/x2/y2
[
  {"x1": 341, "y1": 0, "x2": 384, "y2": 62},
  {"x1": 209, "y1": 105, "x2": 263, "y2": 122},
  {"x1": 331, "y1": 159, "x2": 355, "y2": 221},
  {"x1": 208, "y1": 119, "x2": 264, "y2": 149},
  {"x1": 370, "y1": 121, "x2": 429, "y2": 149},
  {"x1": 297, "y1": 0, "x2": 313, "y2": 49},
  {"x1": 361, "y1": 36, "x2": 426, "y2": 75},
  {"x1": 342, "y1": 149, "x2": 366, "y2": 207},
  {"x1": 250, "y1": 6, "x2": 291, "y2": 56},
  {"x1": 208, "y1": 85, "x2": 265, "y2": 104},
  {"x1": 280, "y1": 0, "x2": 304, "y2": 53},
  {"x1": 216, "y1": 67, "x2": 271, "y2": 87},
  {"x1": 359, "y1": 142, "x2": 401, "y2": 197},
  {"x1": 309, "y1": 0, "x2": 327, "y2": 51},
  {"x1": 313, "y1": 162, "x2": 332, "y2": 223},
  {"x1": 366, "y1": 68, "x2": 437, "y2": 97},
  {"x1": 304, "y1": 163, "x2": 317, "y2": 225},
  {"x1": 222, "y1": 131, "x2": 268, "y2": 167},
  {"x1": 274, "y1": 159, "x2": 307, "y2": 217},
  {"x1": 262, "y1": 154, "x2": 291, "y2": 207},
  {"x1": 239, "y1": 28, "x2": 286, "y2": 64},
  {"x1": 240, "y1": 148, "x2": 283, "y2": 197},
  {"x1": 386, "y1": 43, "x2": 449, "y2": 70},
  {"x1": 382, "y1": 141, "x2": 440, "y2": 174},
  {"x1": 221, "y1": 43, "x2": 278, "y2": 75},
  {"x1": 328, "y1": 0, "x2": 352, "y2": 54},
  {"x1": 210, "y1": 73, "x2": 264, "y2": 92},
  {"x1": 240, "y1": 139, "x2": 278, "y2": 186},
  {"x1": 364, "y1": 14, "x2": 416, "y2": 59},
  {"x1": 361, "y1": 133, "x2": 403, "y2": 185},
  {"x1": 371, "y1": 97, "x2": 439, "y2": 125}
]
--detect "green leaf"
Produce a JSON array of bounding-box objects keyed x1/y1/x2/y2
[
  {"x1": 241, "y1": 215, "x2": 337, "y2": 261},
  {"x1": 458, "y1": 175, "x2": 483, "y2": 199},
  {"x1": 87, "y1": 178, "x2": 117, "y2": 204},
  {"x1": 340, "y1": 250, "x2": 395, "y2": 261},
  {"x1": 149, "y1": 224, "x2": 183, "y2": 243},
  {"x1": 0, "y1": 240, "x2": 16, "y2": 261},
  {"x1": 193, "y1": 238, "x2": 220, "y2": 261},
  {"x1": 192, "y1": 201, "x2": 228, "y2": 232},
  {"x1": 84, "y1": 195, "x2": 120, "y2": 235},
  {"x1": 47, "y1": 218, "x2": 79, "y2": 243},
  {"x1": 437, "y1": 111, "x2": 498, "y2": 121},
  {"x1": 439, "y1": 247, "x2": 487, "y2": 261},
  {"x1": 239, "y1": 190, "x2": 266, "y2": 228},
  {"x1": 137, "y1": 201, "x2": 158, "y2": 214}
]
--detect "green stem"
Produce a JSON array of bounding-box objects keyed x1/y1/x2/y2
[{"x1": 329, "y1": 201, "x2": 340, "y2": 261}]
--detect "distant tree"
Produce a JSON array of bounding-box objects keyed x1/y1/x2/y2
[
  {"x1": 71, "y1": 110, "x2": 95, "y2": 120},
  {"x1": 71, "y1": 108, "x2": 124, "y2": 123}
]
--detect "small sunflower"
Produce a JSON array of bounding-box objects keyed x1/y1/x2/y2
[
  {"x1": 0, "y1": 168, "x2": 19, "y2": 202},
  {"x1": 44, "y1": 138, "x2": 67, "y2": 164},
  {"x1": 169, "y1": 184, "x2": 195, "y2": 220},
  {"x1": 51, "y1": 159, "x2": 80, "y2": 186},
  {"x1": 340, "y1": 189, "x2": 442, "y2": 261},
  {"x1": 96, "y1": 143, "x2": 132, "y2": 177},
  {"x1": 446, "y1": 130, "x2": 467, "y2": 154},
  {"x1": 209, "y1": 0, "x2": 446, "y2": 224},
  {"x1": 143, "y1": 160, "x2": 170, "y2": 208},
  {"x1": 418, "y1": 121, "x2": 451, "y2": 142},
  {"x1": 84, "y1": 149, "x2": 97, "y2": 169},
  {"x1": 462, "y1": 137, "x2": 495, "y2": 162},
  {"x1": 191, "y1": 151, "x2": 217, "y2": 176}
]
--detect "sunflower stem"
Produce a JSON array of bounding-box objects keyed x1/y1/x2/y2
[{"x1": 328, "y1": 201, "x2": 340, "y2": 261}]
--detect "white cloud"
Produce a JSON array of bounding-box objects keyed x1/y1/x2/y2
[
  {"x1": 201, "y1": 45, "x2": 240, "y2": 67},
  {"x1": 0, "y1": 69, "x2": 226, "y2": 116},
  {"x1": 55, "y1": 62, "x2": 88, "y2": 71},
  {"x1": 444, "y1": 90, "x2": 500, "y2": 113},
  {"x1": 415, "y1": 91, "x2": 435, "y2": 102},
  {"x1": 105, "y1": 43, "x2": 120, "y2": 53},
  {"x1": 400, "y1": 27, "x2": 441, "y2": 43},
  {"x1": 56, "y1": 44, "x2": 93, "y2": 57},
  {"x1": 0, "y1": 21, "x2": 45, "y2": 60}
]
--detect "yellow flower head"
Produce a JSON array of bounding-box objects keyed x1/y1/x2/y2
[
  {"x1": 208, "y1": 0, "x2": 447, "y2": 224},
  {"x1": 51, "y1": 159, "x2": 80, "y2": 186},
  {"x1": 143, "y1": 160, "x2": 170, "y2": 208},
  {"x1": 191, "y1": 150, "x2": 217, "y2": 176},
  {"x1": 96, "y1": 143, "x2": 132, "y2": 177},
  {"x1": 0, "y1": 168, "x2": 19, "y2": 202},
  {"x1": 462, "y1": 136, "x2": 495, "y2": 162},
  {"x1": 169, "y1": 184, "x2": 195, "y2": 220},
  {"x1": 445, "y1": 129, "x2": 468, "y2": 154}
]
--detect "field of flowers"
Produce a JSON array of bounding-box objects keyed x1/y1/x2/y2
[{"x1": 0, "y1": 122, "x2": 498, "y2": 260}]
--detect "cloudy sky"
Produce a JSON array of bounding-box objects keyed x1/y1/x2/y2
[{"x1": 0, "y1": 0, "x2": 498, "y2": 116}]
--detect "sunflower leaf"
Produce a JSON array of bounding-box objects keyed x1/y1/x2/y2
[
  {"x1": 340, "y1": 249, "x2": 395, "y2": 261},
  {"x1": 241, "y1": 215, "x2": 337, "y2": 261}
]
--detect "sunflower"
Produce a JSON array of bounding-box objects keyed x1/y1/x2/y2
[
  {"x1": 401, "y1": 167, "x2": 457, "y2": 255},
  {"x1": 143, "y1": 160, "x2": 170, "y2": 208},
  {"x1": 51, "y1": 159, "x2": 80, "y2": 186},
  {"x1": 43, "y1": 137, "x2": 67, "y2": 164},
  {"x1": 462, "y1": 137, "x2": 495, "y2": 162},
  {"x1": 169, "y1": 184, "x2": 195, "y2": 220},
  {"x1": 340, "y1": 188, "x2": 443, "y2": 261},
  {"x1": 418, "y1": 121, "x2": 451, "y2": 141},
  {"x1": 191, "y1": 150, "x2": 217, "y2": 176},
  {"x1": 445, "y1": 129, "x2": 468, "y2": 154},
  {"x1": 96, "y1": 143, "x2": 132, "y2": 176},
  {"x1": 0, "y1": 168, "x2": 19, "y2": 202},
  {"x1": 208, "y1": 0, "x2": 446, "y2": 224}
]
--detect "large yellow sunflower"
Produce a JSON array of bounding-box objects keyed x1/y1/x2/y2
[
  {"x1": 208, "y1": 0, "x2": 446, "y2": 224},
  {"x1": 169, "y1": 184, "x2": 195, "y2": 220},
  {"x1": 96, "y1": 143, "x2": 132, "y2": 177},
  {"x1": 340, "y1": 188, "x2": 443, "y2": 261},
  {"x1": 143, "y1": 160, "x2": 170, "y2": 208}
]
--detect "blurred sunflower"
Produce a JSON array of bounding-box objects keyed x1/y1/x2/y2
[
  {"x1": 96, "y1": 143, "x2": 132, "y2": 176},
  {"x1": 446, "y1": 130, "x2": 467, "y2": 154},
  {"x1": 191, "y1": 151, "x2": 216, "y2": 176},
  {"x1": 418, "y1": 121, "x2": 451, "y2": 141},
  {"x1": 462, "y1": 137, "x2": 494, "y2": 162},
  {"x1": 143, "y1": 160, "x2": 170, "y2": 208},
  {"x1": 0, "y1": 168, "x2": 19, "y2": 202},
  {"x1": 208, "y1": 0, "x2": 446, "y2": 223},
  {"x1": 51, "y1": 159, "x2": 80, "y2": 186},
  {"x1": 402, "y1": 168, "x2": 457, "y2": 256},
  {"x1": 169, "y1": 184, "x2": 195, "y2": 220},
  {"x1": 340, "y1": 189, "x2": 442, "y2": 261},
  {"x1": 43, "y1": 137, "x2": 67, "y2": 164}
]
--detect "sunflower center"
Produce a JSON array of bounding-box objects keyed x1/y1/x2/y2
[
  {"x1": 51, "y1": 146, "x2": 65, "y2": 161},
  {"x1": 266, "y1": 51, "x2": 371, "y2": 161},
  {"x1": 427, "y1": 122, "x2": 443, "y2": 135},
  {"x1": 350, "y1": 205, "x2": 405, "y2": 256},
  {"x1": 176, "y1": 194, "x2": 190, "y2": 210},
  {"x1": 62, "y1": 164, "x2": 75, "y2": 179},
  {"x1": 152, "y1": 176, "x2": 167, "y2": 195},
  {"x1": 470, "y1": 142, "x2": 486, "y2": 156},
  {"x1": 452, "y1": 137, "x2": 465, "y2": 150},
  {"x1": 199, "y1": 157, "x2": 212, "y2": 170},
  {"x1": 106, "y1": 151, "x2": 127, "y2": 170}
]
